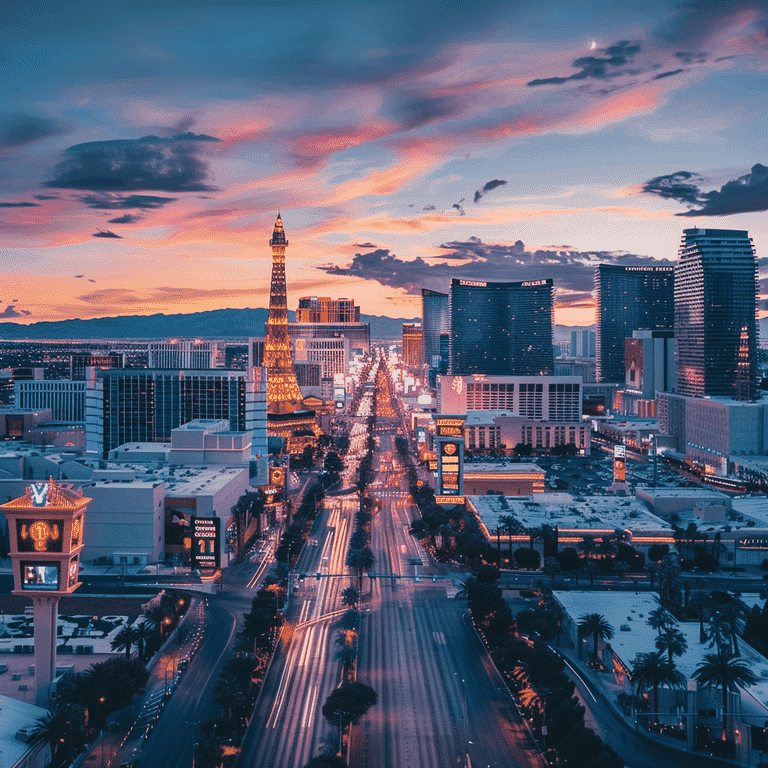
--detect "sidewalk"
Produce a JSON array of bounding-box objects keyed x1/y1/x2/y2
[{"x1": 78, "y1": 597, "x2": 205, "y2": 768}]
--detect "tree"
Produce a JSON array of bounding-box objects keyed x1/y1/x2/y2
[
  {"x1": 646, "y1": 607, "x2": 675, "y2": 636},
  {"x1": 514, "y1": 547, "x2": 540, "y2": 570},
  {"x1": 577, "y1": 613, "x2": 614, "y2": 659},
  {"x1": 543, "y1": 557, "x2": 562, "y2": 588},
  {"x1": 346, "y1": 547, "x2": 375, "y2": 589},
  {"x1": 341, "y1": 585, "x2": 359, "y2": 609},
  {"x1": 110, "y1": 624, "x2": 137, "y2": 659},
  {"x1": 655, "y1": 626, "x2": 688, "y2": 665},
  {"x1": 322, "y1": 682, "x2": 378, "y2": 732},
  {"x1": 324, "y1": 451, "x2": 344, "y2": 477},
  {"x1": 556, "y1": 547, "x2": 582, "y2": 576},
  {"x1": 631, "y1": 651, "x2": 685, "y2": 720},
  {"x1": 499, "y1": 514, "x2": 517, "y2": 565},
  {"x1": 693, "y1": 651, "x2": 758, "y2": 740},
  {"x1": 133, "y1": 621, "x2": 152, "y2": 664},
  {"x1": 28, "y1": 710, "x2": 70, "y2": 768}
]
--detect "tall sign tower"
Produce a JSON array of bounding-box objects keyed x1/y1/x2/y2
[
  {"x1": 264, "y1": 214, "x2": 304, "y2": 415},
  {"x1": 2, "y1": 479, "x2": 89, "y2": 707}
]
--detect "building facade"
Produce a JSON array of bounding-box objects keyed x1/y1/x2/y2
[
  {"x1": 295, "y1": 296, "x2": 360, "y2": 323},
  {"x1": 619, "y1": 329, "x2": 675, "y2": 416},
  {"x1": 675, "y1": 228, "x2": 759, "y2": 398},
  {"x1": 148, "y1": 339, "x2": 221, "y2": 369},
  {"x1": 85, "y1": 367, "x2": 267, "y2": 458},
  {"x1": 288, "y1": 322, "x2": 370, "y2": 355},
  {"x1": 15, "y1": 380, "x2": 86, "y2": 421},
  {"x1": 595, "y1": 264, "x2": 674, "y2": 383},
  {"x1": 422, "y1": 288, "x2": 450, "y2": 371},
  {"x1": 449, "y1": 278, "x2": 554, "y2": 376},
  {"x1": 402, "y1": 323, "x2": 423, "y2": 367},
  {"x1": 292, "y1": 336, "x2": 349, "y2": 378}
]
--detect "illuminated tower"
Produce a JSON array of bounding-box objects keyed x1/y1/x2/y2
[{"x1": 264, "y1": 214, "x2": 304, "y2": 414}]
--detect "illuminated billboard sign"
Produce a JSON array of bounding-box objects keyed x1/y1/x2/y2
[
  {"x1": 21, "y1": 562, "x2": 60, "y2": 591},
  {"x1": 68, "y1": 556, "x2": 79, "y2": 589},
  {"x1": 16, "y1": 519, "x2": 64, "y2": 553},
  {"x1": 613, "y1": 445, "x2": 626, "y2": 483},
  {"x1": 191, "y1": 516, "x2": 221, "y2": 570}
]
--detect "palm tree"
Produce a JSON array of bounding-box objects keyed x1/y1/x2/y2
[
  {"x1": 499, "y1": 514, "x2": 516, "y2": 565},
  {"x1": 132, "y1": 621, "x2": 152, "y2": 664},
  {"x1": 631, "y1": 651, "x2": 685, "y2": 721},
  {"x1": 110, "y1": 624, "x2": 137, "y2": 659},
  {"x1": 655, "y1": 627, "x2": 688, "y2": 665},
  {"x1": 577, "y1": 613, "x2": 614, "y2": 659},
  {"x1": 647, "y1": 606, "x2": 675, "y2": 635},
  {"x1": 693, "y1": 651, "x2": 758, "y2": 740},
  {"x1": 28, "y1": 710, "x2": 70, "y2": 768},
  {"x1": 715, "y1": 599, "x2": 748, "y2": 656},
  {"x1": 341, "y1": 586, "x2": 359, "y2": 609},
  {"x1": 346, "y1": 546, "x2": 375, "y2": 590}
]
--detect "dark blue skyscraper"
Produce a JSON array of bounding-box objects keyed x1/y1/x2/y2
[
  {"x1": 422, "y1": 288, "x2": 449, "y2": 376},
  {"x1": 595, "y1": 264, "x2": 674, "y2": 383},
  {"x1": 449, "y1": 278, "x2": 554, "y2": 376},
  {"x1": 675, "y1": 228, "x2": 758, "y2": 399}
]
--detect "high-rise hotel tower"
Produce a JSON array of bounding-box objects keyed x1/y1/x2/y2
[
  {"x1": 449, "y1": 278, "x2": 554, "y2": 376},
  {"x1": 675, "y1": 228, "x2": 758, "y2": 399}
]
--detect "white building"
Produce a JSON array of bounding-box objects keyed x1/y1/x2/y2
[
  {"x1": 0, "y1": 694, "x2": 49, "y2": 768},
  {"x1": 14, "y1": 380, "x2": 86, "y2": 421},
  {"x1": 292, "y1": 336, "x2": 349, "y2": 378},
  {"x1": 148, "y1": 338, "x2": 222, "y2": 369}
]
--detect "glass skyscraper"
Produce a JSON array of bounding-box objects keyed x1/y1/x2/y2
[
  {"x1": 675, "y1": 228, "x2": 758, "y2": 398},
  {"x1": 449, "y1": 278, "x2": 554, "y2": 376},
  {"x1": 421, "y1": 289, "x2": 449, "y2": 370},
  {"x1": 595, "y1": 264, "x2": 674, "y2": 383}
]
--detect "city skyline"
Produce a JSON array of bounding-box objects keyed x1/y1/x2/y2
[{"x1": 2, "y1": 1, "x2": 768, "y2": 326}]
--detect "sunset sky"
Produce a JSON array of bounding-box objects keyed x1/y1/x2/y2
[{"x1": 2, "y1": 1, "x2": 767, "y2": 326}]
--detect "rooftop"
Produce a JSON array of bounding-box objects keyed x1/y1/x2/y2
[
  {"x1": 468, "y1": 493, "x2": 670, "y2": 535},
  {"x1": 0, "y1": 693, "x2": 49, "y2": 767},
  {"x1": 464, "y1": 462, "x2": 546, "y2": 476},
  {"x1": 554, "y1": 590, "x2": 768, "y2": 719}
]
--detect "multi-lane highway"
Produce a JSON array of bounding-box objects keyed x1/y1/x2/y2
[{"x1": 350, "y1": 420, "x2": 542, "y2": 768}]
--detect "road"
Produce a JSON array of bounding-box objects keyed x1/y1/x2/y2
[{"x1": 350, "y1": 419, "x2": 542, "y2": 768}]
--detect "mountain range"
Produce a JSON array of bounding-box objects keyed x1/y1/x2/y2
[{"x1": 0, "y1": 308, "x2": 419, "y2": 341}]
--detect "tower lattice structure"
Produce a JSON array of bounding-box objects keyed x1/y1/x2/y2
[{"x1": 264, "y1": 214, "x2": 304, "y2": 415}]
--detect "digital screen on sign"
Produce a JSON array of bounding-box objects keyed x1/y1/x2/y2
[
  {"x1": 71, "y1": 516, "x2": 84, "y2": 549},
  {"x1": 191, "y1": 516, "x2": 220, "y2": 570},
  {"x1": 16, "y1": 519, "x2": 64, "y2": 553},
  {"x1": 438, "y1": 425, "x2": 463, "y2": 437},
  {"x1": 416, "y1": 428, "x2": 427, "y2": 446},
  {"x1": 269, "y1": 467, "x2": 285, "y2": 488},
  {"x1": 68, "y1": 556, "x2": 79, "y2": 588},
  {"x1": 21, "y1": 562, "x2": 60, "y2": 591},
  {"x1": 334, "y1": 387, "x2": 346, "y2": 400}
]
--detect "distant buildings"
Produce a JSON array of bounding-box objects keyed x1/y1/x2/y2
[
  {"x1": 148, "y1": 339, "x2": 222, "y2": 369},
  {"x1": 449, "y1": 278, "x2": 554, "y2": 376},
  {"x1": 675, "y1": 228, "x2": 758, "y2": 398},
  {"x1": 15, "y1": 379, "x2": 86, "y2": 421},
  {"x1": 595, "y1": 264, "x2": 674, "y2": 383},
  {"x1": 289, "y1": 297, "x2": 369, "y2": 355},
  {"x1": 402, "y1": 323, "x2": 423, "y2": 367},
  {"x1": 295, "y1": 296, "x2": 360, "y2": 323},
  {"x1": 619, "y1": 329, "x2": 675, "y2": 417}
]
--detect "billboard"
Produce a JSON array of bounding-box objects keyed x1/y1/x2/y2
[
  {"x1": 21, "y1": 562, "x2": 60, "y2": 591},
  {"x1": 16, "y1": 519, "x2": 64, "y2": 553},
  {"x1": 68, "y1": 556, "x2": 80, "y2": 589},
  {"x1": 191, "y1": 516, "x2": 221, "y2": 570},
  {"x1": 613, "y1": 444, "x2": 626, "y2": 483}
]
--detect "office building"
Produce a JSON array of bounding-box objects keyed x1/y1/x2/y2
[
  {"x1": 595, "y1": 264, "x2": 674, "y2": 383},
  {"x1": 292, "y1": 336, "x2": 348, "y2": 378},
  {"x1": 402, "y1": 323, "x2": 423, "y2": 367},
  {"x1": 15, "y1": 379, "x2": 87, "y2": 421},
  {"x1": 288, "y1": 323, "x2": 370, "y2": 355},
  {"x1": 70, "y1": 352, "x2": 124, "y2": 380},
  {"x1": 449, "y1": 278, "x2": 554, "y2": 376},
  {"x1": 675, "y1": 228, "x2": 759, "y2": 398},
  {"x1": 422, "y1": 289, "x2": 450, "y2": 370},
  {"x1": 295, "y1": 296, "x2": 360, "y2": 323},
  {"x1": 148, "y1": 339, "x2": 222, "y2": 369},
  {"x1": 570, "y1": 329, "x2": 595, "y2": 358},
  {"x1": 85, "y1": 367, "x2": 267, "y2": 459}
]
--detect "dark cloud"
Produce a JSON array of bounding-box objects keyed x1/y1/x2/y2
[
  {"x1": 46, "y1": 133, "x2": 220, "y2": 193},
  {"x1": 0, "y1": 305, "x2": 31, "y2": 318},
  {"x1": 79, "y1": 194, "x2": 178, "y2": 210},
  {"x1": 33, "y1": 194, "x2": 59, "y2": 200},
  {"x1": 642, "y1": 164, "x2": 768, "y2": 216},
  {"x1": 0, "y1": 201, "x2": 39, "y2": 207},
  {"x1": 652, "y1": 68, "x2": 686, "y2": 80},
  {"x1": 654, "y1": 1, "x2": 766, "y2": 47},
  {"x1": 353, "y1": 242, "x2": 377, "y2": 248},
  {"x1": 0, "y1": 113, "x2": 65, "y2": 151},
  {"x1": 473, "y1": 179, "x2": 507, "y2": 203},
  {"x1": 318, "y1": 237, "x2": 671, "y2": 297},
  {"x1": 452, "y1": 203, "x2": 465, "y2": 216},
  {"x1": 674, "y1": 52, "x2": 708, "y2": 64},
  {"x1": 73, "y1": 275, "x2": 84, "y2": 279},
  {"x1": 422, "y1": 205, "x2": 436, "y2": 211},
  {"x1": 108, "y1": 214, "x2": 141, "y2": 224},
  {"x1": 641, "y1": 171, "x2": 705, "y2": 204},
  {"x1": 385, "y1": 92, "x2": 467, "y2": 130},
  {"x1": 93, "y1": 230, "x2": 122, "y2": 239},
  {"x1": 528, "y1": 41, "x2": 642, "y2": 86}
]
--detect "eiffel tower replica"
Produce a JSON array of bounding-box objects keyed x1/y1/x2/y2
[{"x1": 263, "y1": 214, "x2": 321, "y2": 449}]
